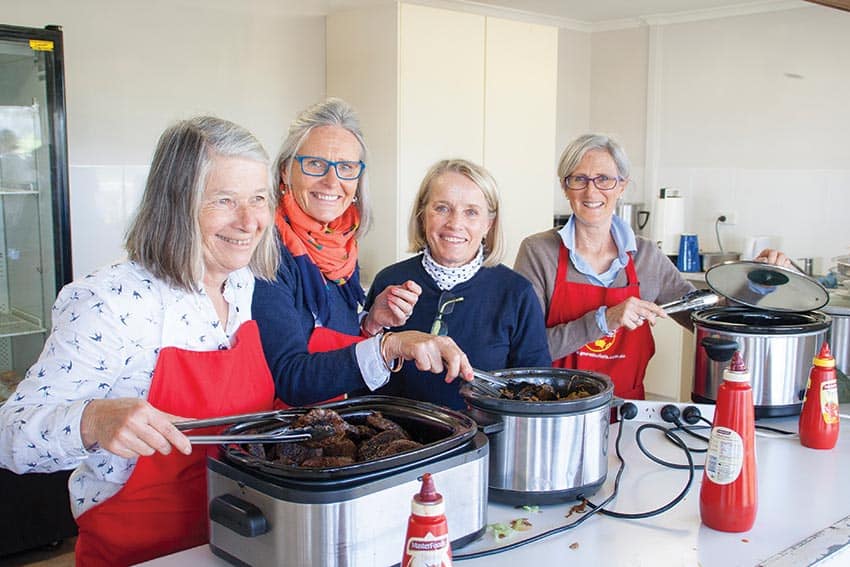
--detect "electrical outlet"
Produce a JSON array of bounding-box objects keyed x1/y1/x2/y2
[
  {"x1": 621, "y1": 400, "x2": 715, "y2": 425},
  {"x1": 717, "y1": 212, "x2": 737, "y2": 225}
]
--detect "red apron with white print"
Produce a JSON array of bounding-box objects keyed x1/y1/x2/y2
[
  {"x1": 547, "y1": 246, "x2": 654, "y2": 400},
  {"x1": 74, "y1": 320, "x2": 274, "y2": 566}
]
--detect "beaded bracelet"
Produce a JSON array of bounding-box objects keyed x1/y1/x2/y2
[{"x1": 379, "y1": 331, "x2": 404, "y2": 372}]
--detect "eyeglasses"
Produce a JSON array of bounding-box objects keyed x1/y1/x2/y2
[
  {"x1": 294, "y1": 155, "x2": 366, "y2": 180},
  {"x1": 563, "y1": 174, "x2": 623, "y2": 191},
  {"x1": 430, "y1": 291, "x2": 465, "y2": 336}
]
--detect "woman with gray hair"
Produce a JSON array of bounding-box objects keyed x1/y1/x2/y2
[
  {"x1": 0, "y1": 116, "x2": 278, "y2": 564},
  {"x1": 254, "y1": 99, "x2": 473, "y2": 407},
  {"x1": 514, "y1": 133, "x2": 792, "y2": 400},
  {"x1": 365, "y1": 159, "x2": 550, "y2": 409}
]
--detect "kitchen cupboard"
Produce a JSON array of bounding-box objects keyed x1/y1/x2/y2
[
  {"x1": 327, "y1": 3, "x2": 557, "y2": 280},
  {"x1": 644, "y1": 316, "x2": 695, "y2": 401}
]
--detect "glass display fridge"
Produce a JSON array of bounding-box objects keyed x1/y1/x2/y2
[{"x1": 0, "y1": 23, "x2": 75, "y2": 556}]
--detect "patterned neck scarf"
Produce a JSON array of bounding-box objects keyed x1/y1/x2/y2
[
  {"x1": 422, "y1": 246, "x2": 484, "y2": 291},
  {"x1": 276, "y1": 190, "x2": 365, "y2": 325}
]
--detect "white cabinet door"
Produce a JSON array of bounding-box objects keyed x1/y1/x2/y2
[
  {"x1": 399, "y1": 3, "x2": 486, "y2": 259},
  {"x1": 484, "y1": 17, "x2": 558, "y2": 267}
]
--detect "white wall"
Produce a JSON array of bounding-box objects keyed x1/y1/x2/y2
[{"x1": 4, "y1": 0, "x2": 326, "y2": 278}]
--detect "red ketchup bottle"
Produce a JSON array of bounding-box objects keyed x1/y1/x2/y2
[
  {"x1": 402, "y1": 473, "x2": 452, "y2": 567},
  {"x1": 700, "y1": 351, "x2": 757, "y2": 532},
  {"x1": 799, "y1": 342, "x2": 840, "y2": 450}
]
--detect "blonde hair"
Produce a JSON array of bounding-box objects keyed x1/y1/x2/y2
[{"x1": 407, "y1": 159, "x2": 504, "y2": 267}]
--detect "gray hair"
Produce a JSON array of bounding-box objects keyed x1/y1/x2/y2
[
  {"x1": 274, "y1": 98, "x2": 372, "y2": 237},
  {"x1": 557, "y1": 133, "x2": 631, "y2": 182},
  {"x1": 408, "y1": 159, "x2": 505, "y2": 267},
  {"x1": 125, "y1": 116, "x2": 278, "y2": 291}
]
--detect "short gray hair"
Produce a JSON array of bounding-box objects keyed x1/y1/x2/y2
[
  {"x1": 274, "y1": 98, "x2": 372, "y2": 237},
  {"x1": 557, "y1": 133, "x2": 631, "y2": 182},
  {"x1": 408, "y1": 159, "x2": 505, "y2": 267},
  {"x1": 125, "y1": 116, "x2": 278, "y2": 291}
]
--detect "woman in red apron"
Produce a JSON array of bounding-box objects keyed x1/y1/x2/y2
[
  {"x1": 253, "y1": 99, "x2": 473, "y2": 408},
  {"x1": 515, "y1": 134, "x2": 798, "y2": 399},
  {"x1": 0, "y1": 116, "x2": 280, "y2": 566}
]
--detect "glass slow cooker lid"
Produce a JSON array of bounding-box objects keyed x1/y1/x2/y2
[{"x1": 705, "y1": 261, "x2": 828, "y2": 313}]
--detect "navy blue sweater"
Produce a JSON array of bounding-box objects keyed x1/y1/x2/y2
[
  {"x1": 252, "y1": 244, "x2": 368, "y2": 405},
  {"x1": 366, "y1": 255, "x2": 551, "y2": 409}
]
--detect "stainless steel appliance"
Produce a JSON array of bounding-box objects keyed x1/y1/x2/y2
[
  {"x1": 691, "y1": 262, "x2": 831, "y2": 418},
  {"x1": 0, "y1": 24, "x2": 74, "y2": 557},
  {"x1": 615, "y1": 201, "x2": 650, "y2": 237},
  {"x1": 206, "y1": 397, "x2": 488, "y2": 567},
  {"x1": 460, "y1": 368, "x2": 613, "y2": 505},
  {"x1": 824, "y1": 293, "x2": 850, "y2": 375}
]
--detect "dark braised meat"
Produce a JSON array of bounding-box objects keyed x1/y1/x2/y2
[
  {"x1": 498, "y1": 381, "x2": 592, "y2": 401},
  {"x1": 238, "y1": 408, "x2": 425, "y2": 469},
  {"x1": 300, "y1": 456, "x2": 356, "y2": 468},
  {"x1": 377, "y1": 438, "x2": 423, "y2": 457},
  {"x1": 357, "y1": 429, "x2": 409, "y2": 461},
  {"x1": 366, "y1": 412, "x2": 402, "y2": 432},
  {"x1": 290, "y1": 408, "x2": 353, "y2": 448}
]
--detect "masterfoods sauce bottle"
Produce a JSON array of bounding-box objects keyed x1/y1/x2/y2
[
  {"x1": 402, "y1": 473, "x2": 452, "y2": 567},
  {"x1": 700, "y1": 351, "x2": 757, "y2": 532},
  {"x1": 799, "y1": 342, "x2": 840, "y2": 450}
]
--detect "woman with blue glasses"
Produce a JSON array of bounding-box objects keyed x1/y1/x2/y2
[
  {"x1": 514, "y1": 133, "x2": 794, "y2": 400},
  {"x1": 253, "y1": 99, "x2": 473, "y2": 407},
  {"x1": 365, "y1": 159, "x2": 551, "y2": 409}
]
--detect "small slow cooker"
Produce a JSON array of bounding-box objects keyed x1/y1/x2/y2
[
  {"x1": 206, "y1": 396, "x2": 488, "y2": 567},
  {"x1": 459, "y1": 368, "x2": 613, "y2": 505},
  {"x1": 691, "y1": 261, "x2": 831, "y2": 417}
]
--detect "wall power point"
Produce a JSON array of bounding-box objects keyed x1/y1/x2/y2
[
  {"x1": 621, "y1": 400, "x2": 715, "y2": 425},
  {"x1": 716, "y1": 212, "x2": 737, "y2": 225}
]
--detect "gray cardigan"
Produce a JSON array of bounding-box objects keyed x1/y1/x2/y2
[{"x1": 513, "y1": 228, "x2": 695, "y2": 360}]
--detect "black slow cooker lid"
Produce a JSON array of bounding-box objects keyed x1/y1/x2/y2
[{"x1": 705, "y1": 261, "x2": 828, "y2": 313}]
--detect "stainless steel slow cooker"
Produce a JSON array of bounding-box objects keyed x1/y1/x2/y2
[
  {"x1": 205, "y1": 396, "x2": 488, "y2": 567},
  {"x1": 459, "y1": 367, "x2": 613, "y2": 505},
  {"x1": 692, "y1": 261, "x2": 831, "y2": 418},
  {"x1": 823, "y1": 291, "x2": 850, "y2": 375}
]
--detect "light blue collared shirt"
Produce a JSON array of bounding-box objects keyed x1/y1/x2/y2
[{"x1": 557, "y1": 214, "x2": 638, "y2": 334}]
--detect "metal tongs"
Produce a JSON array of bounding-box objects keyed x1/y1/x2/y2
[
  {"x1": 659, "y1": 289, "x2": 719, "y2": 315},
  {"x1": 174, "y1": 409, "x2": 336, "y2": 445},
  {"x1": 469, "y1": 368, "x2": 510, "y2": 397}
]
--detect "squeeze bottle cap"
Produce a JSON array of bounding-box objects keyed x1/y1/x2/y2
[
  {"x1": 813, "y1": 342, "x2": 836, "y2": 368},
  {"x1": 723, "y1": 351, "x2": 750, "y2": 382},
  {"x1": 412, "y1": 473, "x2": 445, "y2": 516}
]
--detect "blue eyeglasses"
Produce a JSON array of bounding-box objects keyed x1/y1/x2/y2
[
  {"x1": 563, "y1": 174, "x2": 623, "y2": 191},
  {"x1": 294, "y1": 155, "x2": 366, "y2": 180}
]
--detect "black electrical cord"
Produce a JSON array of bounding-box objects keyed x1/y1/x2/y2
[
  {"x1": 453, "y1": 418, "x2": 629, "y2": 561},
  {"x1": 634, "y1": 423, "x2": 705, "y2": 471},
  {"x1": 696, "y1": 415, "x2": 796, "y2": 436}
]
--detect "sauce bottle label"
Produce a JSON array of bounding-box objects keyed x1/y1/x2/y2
[
  {"x1": 405, "y1": 532, "x2": 452, "y2": 567},
  {"x1": 821, "y1": 380, "x2": 839, "y2": 425},
  {"x1": 705, "y1": 426, "x2": 744, "y2": 485}
]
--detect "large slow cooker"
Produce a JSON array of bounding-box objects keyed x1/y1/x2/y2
[
  {"x1": 205, "y1": 396, "x2": 488, "y2": 567},
  {"x1": 459, "y1": 367, "x2": 613, "y2": 505},
  {"x1": 692, "y1": 261, "x2": 831, "y2": 417}
]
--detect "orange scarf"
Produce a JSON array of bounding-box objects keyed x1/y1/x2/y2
[{"x1": 276, "y1": 191, "x2": 359, "y2": 284}]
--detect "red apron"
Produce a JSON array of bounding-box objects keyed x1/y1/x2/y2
[
  {"x1": 272, "y1": 326, "x2": 364, "y2": 409},
  {"x1": 547, "y1": 246, "x2": 654, "y2": 400},
  {"x1": 74, "y1": 320, "x2": 274, "y2": 566}
]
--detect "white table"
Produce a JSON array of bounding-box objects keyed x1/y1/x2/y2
[{"x1": 141, "y1": 411, "x2": 850, "y2": 567}]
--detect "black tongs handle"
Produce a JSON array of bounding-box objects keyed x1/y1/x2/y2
[{"x1": 173, "y1": 409, "x2": 305, "y2": 432}]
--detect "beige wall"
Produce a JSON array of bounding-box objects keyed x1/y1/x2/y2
[{"x1": 4, "y1": 0, "x2": 326, "y2": 277}]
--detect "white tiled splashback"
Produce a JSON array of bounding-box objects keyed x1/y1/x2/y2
[
  {"x1": 652, "y1": 167, "x2": 850, "y2": 272},
  {"x1": 69, "y1": 165, "x2": 147, "y2": 279}
]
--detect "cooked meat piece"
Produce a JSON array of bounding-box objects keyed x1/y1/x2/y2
[
  {"x1": 244, "y1": 443, "x2": 266, "y2": 459},
  {"x1": 376, "y1": 438, "x2": 422, "y2": 457},
  {"x1": 300, "y1": 456, "x2": 356, "y2": 468},
  {"x1": 365, "y1": 412, "x2": 402, "y2": 432},
  {"x1": 357, "y1": 428, "x2": 409, "y2": 461},
  {"x1": 291, "y1": 408, "x2": 351, "y2": 448},
  {"x1": 269, "y1": 441, "x2": 321, "y2": 465},
  {"x1": 346, "y1": 424, "x2": 377, "y2": 441},
  {"x1": 322, "y1": 437, "x2": 358, "y2": 459}
]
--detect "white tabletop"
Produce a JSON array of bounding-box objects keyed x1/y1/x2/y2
[{"x1": 140, "y1": 411, "x2": 850, "y2": 567}]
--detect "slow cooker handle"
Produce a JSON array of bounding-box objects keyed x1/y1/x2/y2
[
  {"x1": 700, "y1": 336, "x2": 739, "y2": 362},
  {"x1": 461, "y1": 406, "x2": 504, "y2": 435},
  {"x1": 210, "y1": 494, "x2": 269, "y2": 538}
]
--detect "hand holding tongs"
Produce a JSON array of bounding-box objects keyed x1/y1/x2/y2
[
  {"x1": 173, "y1": 409, "x2": 334, "y2": 445},
  {"x1": 659, "y1": 289, "x2": 719, "y2": 315},
  {"x1": 469, "y1": 368, "x2": 510, "y2": 397}
]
